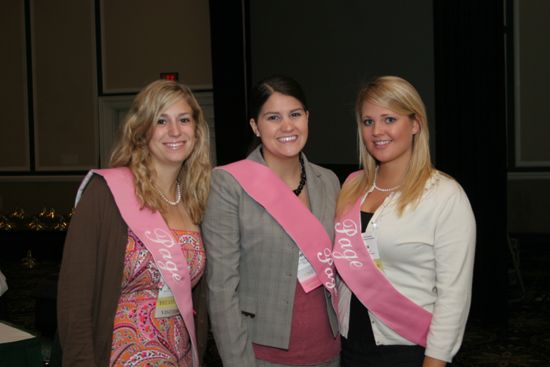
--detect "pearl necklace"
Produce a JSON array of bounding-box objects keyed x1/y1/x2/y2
[
  {"x1": 373, "y1": 168, "x2": 400, "y2": 192},
  {"x1": 373, "y1": 182, "x2": 400, "y2": 192},
  {"x1": 155, "y1": 181, "x2": 182, "y2": 206}
]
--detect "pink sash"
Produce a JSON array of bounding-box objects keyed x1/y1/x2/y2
[
  {"x1": 333, "y1": 172, "x2": 432, "y2": 346},
  {"x1": 219, "y1": 160, "x2": 338, "y2": 310},
  {"x1": 77, "y1": 168, "x2": 199, "y2": 367}
]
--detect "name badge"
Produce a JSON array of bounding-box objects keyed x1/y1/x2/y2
[
  {"x1": 155, "y1": 283, "x2": 179, "y2": 318},
  {"x1": 297, "y1": 251, "x2": 322, "y2": 293},
  {"x1": 361, "y1": 232, "x2": 384, "y2": 271}
]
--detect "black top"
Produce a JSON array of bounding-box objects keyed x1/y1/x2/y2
[
  {"x1": 342, "y1": 212, "x2": 426, "y2": 366},
  {"x1": 347, "y1": 211, "x2": 374, "y2": 344}
]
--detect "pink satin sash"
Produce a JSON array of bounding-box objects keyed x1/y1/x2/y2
[
  {"x1": 219, "y1": 160, "x2": 338, "y2": 310},
  {"x1": 333, "y1": 171, "x2": 432, "y2": 346},
  {"x1": 77, "y1": 168, "x2": 199, "y2": 367}
]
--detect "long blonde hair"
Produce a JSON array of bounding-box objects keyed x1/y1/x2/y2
[
  {"x1": 336, "y1": 76, "x2": 433, "y2": 217},
  {"x1": 109, "y1": 79, "x2": 211, "y2": 224}
]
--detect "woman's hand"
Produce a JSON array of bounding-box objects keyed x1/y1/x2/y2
[{"x1": 422, "y1": 356, "x2": 447, "y2": 367}]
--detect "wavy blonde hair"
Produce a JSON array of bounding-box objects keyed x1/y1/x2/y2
[
  {"x1": 336, "y1": 76, "x2": 433, "y2": 217},
  {"x1": 109, "y1": 79, "x2": 211, "y2": 224}
]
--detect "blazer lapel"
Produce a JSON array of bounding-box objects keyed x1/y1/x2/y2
[
  {"x1": 247, "y1": 146, "x2": 327, "y2": 227},
  {"x1": 304, "y1": 156, "x2": 326, "y2": 224}
]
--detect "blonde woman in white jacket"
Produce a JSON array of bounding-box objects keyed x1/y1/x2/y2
[{"x1": 334, "y1": 76, "x2": 476, "y2": 367}]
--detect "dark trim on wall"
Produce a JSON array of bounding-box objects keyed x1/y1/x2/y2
[
  {"x1": 510, "y1": 232, "x2": 550, "y2": 245},
  {"x1": 505, "y1": 0, "x2": 515, "y2": 171},
  {"x1": 93, "y1": 0, "x2": 103, "y2": 167},
  {"x1": 0, "y1": 171, "x2": 88, "y2": 177},
  {"x1": 243, "y1": 0, "x2": 252, "y2": 93},
  {"x1": 505, "y1": 166, "x2": 550, "y2": 173},
  {"x1": 24, "y1": 0, "x2": 35, "y2": 172},
  {"x1": 94, "y1": 0, "x2": 104, "y2": 96}
]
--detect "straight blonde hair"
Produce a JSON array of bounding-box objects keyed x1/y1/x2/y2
[
  {"x1": 336, "y1": 76, "x2": 433, "y2": 217},
  {"x1": 110, "y1": 80, "x2": 211, "y2": 224}
]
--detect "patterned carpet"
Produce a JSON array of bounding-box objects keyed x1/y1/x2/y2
[
  {"x1": 1, "y1": 239, "x2": 548, "y2": 367},
  {"x1": 452, "y1": 241, "x2": 550, "y2": 367},
  {"x1": 454, "y1": 297, "x2": 550, "y2": 366}
]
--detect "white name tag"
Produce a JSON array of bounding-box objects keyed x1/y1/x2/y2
[
  {"x1": 155, "y1": 283, "x2": 179, "y2": 318},
  {"x1": 361, "y1": 232, "x2": 384, "y2": 270},
  {"x1": 297, "y1": 251, "x2": 322, "y2": 293}
]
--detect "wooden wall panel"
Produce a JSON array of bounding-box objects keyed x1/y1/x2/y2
[
  {"x1": 0, "y1": 178, "x2": 81, "y2": 214},
  {"x1": 32, "y1": 0, "x2": 97, "y2": 170},
  {"x1": 0, "y1": 0, "x2": 30, "y2": 171},
  {"x1": 508, "y1": 174, "x2": 550, "y2": 233},
  {"x1": 101, "y1": 0, "x2": 212, "y2": 93}
]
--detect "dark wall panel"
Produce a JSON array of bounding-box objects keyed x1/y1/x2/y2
[
  {"x1": 32, "y1": 0, "x2": 98, "y2": 170},
  {"x1": 248, "y1": 0, "x2": 435, "y2": 165},
  {"x1": 0, "y1": 0, "x2": 30, "y2": 171}
]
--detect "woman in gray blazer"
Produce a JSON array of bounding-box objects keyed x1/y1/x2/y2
[{"x1": 202, "y1": 75, "x2": 341, "y2": 367}]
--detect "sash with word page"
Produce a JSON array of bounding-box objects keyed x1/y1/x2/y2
[
  {"x1": 333, "y1": 171, "x2": 432, "y2": 347},
  {"x1": 219, "y1": 160, "x2": 338, "y2": 310},
  {"x1": 76, "y1": 167, "x2": 199, "y2": 367}
]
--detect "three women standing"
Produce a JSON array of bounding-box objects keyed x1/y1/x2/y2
[
  {"x1": 335, "y1": 76, "x2": 476, "y2": 367},
  {"x1": 58, "y1": 80, "x2": 211, "y2": 367},
  {"x1": 202, "y1": 76, "x2": 341, "y2": 367},
  {"x1": 57, "y1": 75, "x2": 475, "y2": 367}
]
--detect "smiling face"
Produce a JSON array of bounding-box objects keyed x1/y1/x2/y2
[
  {"x1": 360, "y1": 101, "x2": 419, "y2": 171},
  {"x1": 148, "y1": 98, "x2": 196, "y2": 172},
  {"x1": 250, "y1": 92, "x2": 308, "y2": 163}
]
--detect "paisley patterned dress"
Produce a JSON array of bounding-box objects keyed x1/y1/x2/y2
[{"x1": 109, "y1": 229, "x2": 205, "y2": 367}]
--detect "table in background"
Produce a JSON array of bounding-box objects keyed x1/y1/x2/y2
[{"x1": 0, "y1": 321, "x2": 43, "y2": 366}]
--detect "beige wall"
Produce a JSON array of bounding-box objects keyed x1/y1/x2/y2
[
  {"x1": 101, "y1": 0, "x2": 212, "y2": 92},
  {"x1": 32, "y1": 0, "x2": 98, "y2": 170},
  {"x1": 0, "y1": 0, "x2": 212, "y2": 213}
]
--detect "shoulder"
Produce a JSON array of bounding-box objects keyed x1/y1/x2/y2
[
  {"x1": 211, "y1": 165, "x2": 242, "y2": 187},
  {"x1": 79, "y1": 167, "x2": 132, "y2": 200},
  {"x1": 340, "y1": 170, "x2": 364, "y2": 192},
  {"x1": 75, "y1": 173, "x2": 120, "y2": 219},
  {"x1": 424, "y1": 170, "x2": 473, "y2": 217},
  {"x1": 308, "y1": 162, "x2": 340, "y2": 189},
  {"x1": 207, "y1": 166, "x2": 245, "y2": 205},
  {"x1": 68, "y1": 173, "x2": 125, "y2": 237},
  {"x1": 81, "y1": 174, "x2": 112, "y2": 201},
  {"x1": 427, "y1": 170, "x2": 467, "y2": 198}
]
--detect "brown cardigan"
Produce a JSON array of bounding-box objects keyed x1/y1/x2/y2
[{"x1": 57, "y1": 175, "x2": 208, "y2": 367}]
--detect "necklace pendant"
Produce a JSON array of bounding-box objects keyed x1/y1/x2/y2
[{"x1": 293, "y1": 154, "x2": 307, "y2": 196}]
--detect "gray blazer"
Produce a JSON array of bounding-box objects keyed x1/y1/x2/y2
[{"x1": 202, "y1": 147, "x2": 340, "y2": 367}]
